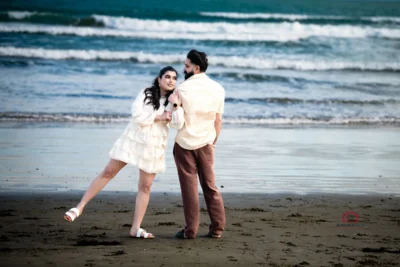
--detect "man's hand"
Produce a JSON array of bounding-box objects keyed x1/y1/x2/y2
[
  {"x1": 168, "y1": 91, "x2": 181, "y2": 108},
  {"x1": 213, "y1": 113, "x2": 222, "y2": 147}
]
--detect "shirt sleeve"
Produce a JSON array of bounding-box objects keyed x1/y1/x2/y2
[
  {"x1": 169, "y1": 106, "x2": 185, "y2": 130},
  {"x1": 165, "y1": 102, "x2": 174, "y2": 112},
  {"x1": 131, "y1": 89, "x2": 157, "y2": 126},
  {"x1": 217, "y1": 88, "x2": 225, "y2": 114}
]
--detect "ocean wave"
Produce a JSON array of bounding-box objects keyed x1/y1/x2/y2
[
  {"x1": 29, "y1": 91, "x2": 400, "y2": 105},
  {"x1": 225, "y1": 97, "x2": 399, "y2": 105},
  {"x1": 223, "y1": 117, "x2": 400, "y2": 125},
  {"x1": 7, "y1": 11, "x2": 38, "y2": 20},
  {"x1": 362, "y1": 16, "x2": 400, "y2": 23},
  {"x1": 1, "y1": 46, "x2": 399, "y2": 72},
  {"x1": 0, "y1": 46, "x2": 183, "y2": 62},
  {"x1": 1, "y1": 112, "x2": 399, "y2": 125},
  {"x1": 0, "y1": 112, "x2": 130, "y2": 123},
  {"x1": 0, "y1": 58, "x2": 33, "y2": 67},
  {"x1": 38, "y1": 93, "x2": 132, "y2": 100},
  {"x1": 1, "y1": 20, "x2": 400, "y2": 42},
  {"x1": 200, "y1": 12, "x2": 345, "y2": 21},
  {"x1": 209, "y1": 72, "x2": 318, "y2": 83},
  {"x1": 7, "y1": 11, "x2": 36, "y2": 20},
  {"x1": 4, "y1": 10, "x2": 400, "y2": 25},
  {"x1": 4, "y1": 11, "x2": 54, "y2": 20},
  {"x1": 199, "y1": 12, "x2": 400, "y2": 23},
  {"x1": 90, "y1": 15, "x2": 400, "y2": 39},
  {"x1": 211, "y1": 56, "x2": 400, "y2": 72}
]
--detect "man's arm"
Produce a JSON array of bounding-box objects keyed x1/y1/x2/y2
[
  {"x1": 213, "y1": 87, "x2": 225, "y2": 147},
  {"x1": 213, "y1": 113, "x2": 222, "y2": 147}
]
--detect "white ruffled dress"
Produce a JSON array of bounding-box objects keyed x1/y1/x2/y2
[{"x1": 109, "y1": 89, "x2": 169, "y2": 174}]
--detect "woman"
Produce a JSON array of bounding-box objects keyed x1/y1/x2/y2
[{"x1": 64, "y1": 66, "x2": 182, "y2": 239}]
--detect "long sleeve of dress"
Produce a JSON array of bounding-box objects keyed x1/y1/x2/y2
[
  {"x1": 131, "y1": 90, "x2": 157, "y2": 126},
  {"x1": 169, "y1": 106, "x2": 185, "y2": 130}
]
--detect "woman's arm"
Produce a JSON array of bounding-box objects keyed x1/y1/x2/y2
[
  {"x1": 169, "y1": 106, "x2": 185, "y2": 130},
  {"x1": 155, "y1": 112, "x2": 171, "y2": 123},
  {"x1": 131, "y1": 90, "x2": 158, "y2": 126},
  {"x1": 167, "y1": 91, "x2": 184, "y2": 129}
]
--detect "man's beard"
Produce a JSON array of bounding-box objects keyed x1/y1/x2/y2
[{"x1": 184, "y1": 70, "x2": 194, "y2": 80}]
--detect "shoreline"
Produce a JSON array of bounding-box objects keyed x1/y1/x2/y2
[
  {"x1": 2, "y1": 120, "x2": 400, "y2": 128},
  {"x1": 0, "y1": 189, "x2": 398, "y2": 197}
]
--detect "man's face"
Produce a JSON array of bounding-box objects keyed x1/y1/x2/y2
[{"x1": 184, "y1": 58, "x2": 197, "y2": 80}]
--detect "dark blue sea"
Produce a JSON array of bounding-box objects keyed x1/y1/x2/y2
[{"x1": 1, "y1": 0, "x2": 400, "y2": 125}]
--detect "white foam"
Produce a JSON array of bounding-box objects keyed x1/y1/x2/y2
[
  {"x1": 7, "y1": 11, "x2": 37, "y2": 20},
  {"x1": 0, "y1": 46, "x2": 156, "y2": 63},
  {"x1": 1, "y1": 46, "x2": 399, "y2": 71},
  {"x1": 1, "y1": 20, "x2": 400, "y2": 42},
  {"x1": 362, "y1": 16, "x2": 400, "y2": 23},
  {"x1": 224, "y1": 117, "x2": 400, "y2": 125},
  {"x1": 0, "y1": 46, "x2": 184, "y2": 62},
  {"x1": 211, "y1": 55, "x2": 400, "y2": 71},
  {"x1": 92, "y1": 15, "x2": 400, "y2": 39},
  {"x1": 6, "y1": 11, "x2": 52, "y2": 20},
  {"x1": 0, "y1": 113, "x2": 130, "y2": 123},
  {"x1": 199, "y1": 12, "x2": 346, "y2": 21},
  {"x1": 1, "y1": 112, "x2": 399, "y2": 125},
  {"x1": 4, "y1": 10, "x2": 400, "y2": 24},
  {"x1": 200, "y1": 12, "x2": 400, "y2": 23}
]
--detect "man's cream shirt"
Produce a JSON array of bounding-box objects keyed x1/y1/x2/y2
[{"x1": 169, "y1": 73, "x2": 225, "y2": 150}]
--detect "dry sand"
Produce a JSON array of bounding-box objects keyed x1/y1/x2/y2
[{"x1": 0, "y1": 191, "x2": 399, "y2": 267}]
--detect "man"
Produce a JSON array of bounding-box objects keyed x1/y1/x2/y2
[{"x1": 168, "y1": 49, "x2": 226, "y2": 239}]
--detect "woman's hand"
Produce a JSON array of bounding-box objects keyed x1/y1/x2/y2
[
  {"x1": 155, "y1": 111, "x2": 171, "y2": 123},
  {"x1": 162, "y1": 111, "x2": 172, "y2": 122}
]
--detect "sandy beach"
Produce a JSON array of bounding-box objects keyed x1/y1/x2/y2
[
  {"x1": 1, "y1": 123, "x2": 400, "y2": 266},
  {"x1": 0, "y1": 191, "x2": 399, "y2": 267}
]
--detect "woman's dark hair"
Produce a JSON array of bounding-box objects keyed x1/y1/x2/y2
[
  {"x1": 187, "y1": 49, "x2": 208, "y2": 72},
  {"x1": 143, "y1": 66, "x2": 178, "y2": 110}
]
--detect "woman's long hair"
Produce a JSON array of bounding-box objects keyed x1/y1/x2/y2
[{"x1": 143, "y1": 66, "x2": 177, "y2": 110}]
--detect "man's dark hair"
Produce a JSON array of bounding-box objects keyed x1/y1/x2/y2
[{"x1": 187, "y1": 49, "x2": 208, "y2": 72}]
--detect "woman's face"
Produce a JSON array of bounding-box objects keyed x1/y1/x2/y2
[{"x1": 158, "y1": 71, "x2": 177, "y2": 91}]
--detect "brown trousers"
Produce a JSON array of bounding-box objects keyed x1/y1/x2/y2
[{"x1": 173, "y1": 142, "x2": 226, "y2": 238}]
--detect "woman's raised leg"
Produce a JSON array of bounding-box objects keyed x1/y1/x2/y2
[{"x1": 64, "y1": 159, "x2": 127, "y2": 222}]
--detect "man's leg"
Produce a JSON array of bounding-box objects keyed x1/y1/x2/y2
[
  {"x1": 197, "y1": 144, "x2": 225, "y2": 236},
  {"x1": 173, "y1": 143, "x2": 200, "y2": 238}
]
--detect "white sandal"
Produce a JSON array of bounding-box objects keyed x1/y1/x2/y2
[
  {"x1": 64, "y1": 208, "x2": 80, "y2": 222},
  {"x1": 135, "y1": 228, "x2": 154, "y2": 239}
]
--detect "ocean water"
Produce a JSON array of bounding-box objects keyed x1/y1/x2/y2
[
  {"x1": 1, "y1": 0, "x2": 400, "y2": 125},
  {"x1": 1, "y1": 1, "x2": 400, "y2": 195}
]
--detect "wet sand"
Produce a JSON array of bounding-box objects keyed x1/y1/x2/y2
[
  {"x1": 0, "y1": 191, "x2": 399, "y2": 266},
  {"x1": 1, "y1": 123, "x2": 399, "y2": 194}
]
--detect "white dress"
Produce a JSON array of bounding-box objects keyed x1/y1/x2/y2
[{"x1": 109, "y1": 89, "x2": 171, "y2": 174}]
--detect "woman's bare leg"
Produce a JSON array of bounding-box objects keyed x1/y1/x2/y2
[
  {"x1": 65, "y1": 159, "x2": 127, "y2": 221},
  {"x1": 130, "y1": 169, "x2": 156, "y2": 237}
]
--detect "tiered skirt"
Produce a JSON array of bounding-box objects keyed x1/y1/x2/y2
[{"x1": 109, "y1": 120, "x2": 168, "y2": 174}]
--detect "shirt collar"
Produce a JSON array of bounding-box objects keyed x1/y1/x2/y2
[{"x1": 186, "y1": 72, "x2": 207, "y2": 81}]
